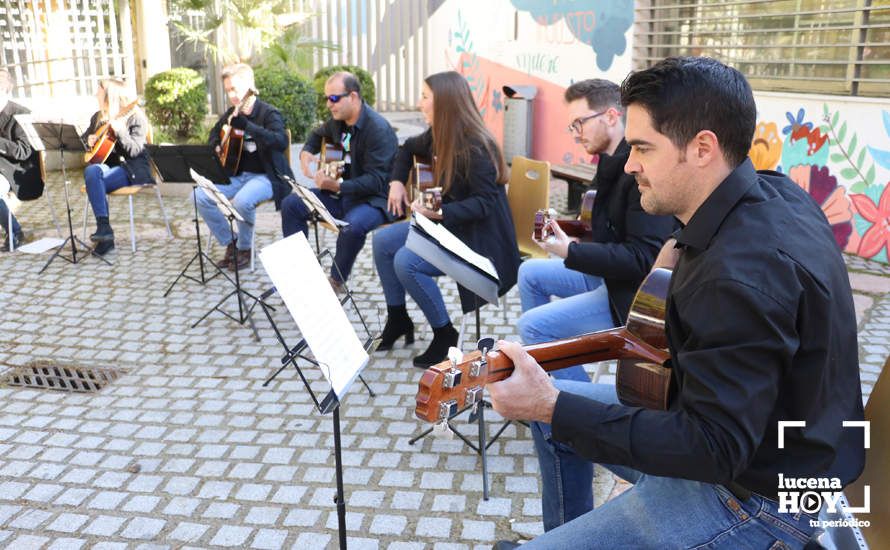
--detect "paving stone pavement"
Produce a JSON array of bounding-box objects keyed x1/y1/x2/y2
[{"x1": 1, "y1": 134, "x2": 886, "y2": 549}]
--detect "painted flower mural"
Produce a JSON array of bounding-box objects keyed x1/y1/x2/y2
[
  {"x1": 788, "y1": 165, "x2": 854, "y2": 250},
  {"x1": 780, "y1": 108, "x2": 829, "y2": 169},
  {"x1": 749, "y1": 121, "x2": 782, "y2": 170},
  {"x1": 851, "y1": 184, "x2": 890, "y2": 263}
]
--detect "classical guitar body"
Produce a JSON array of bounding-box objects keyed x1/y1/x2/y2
[
  {"x1": 84, "y1": 123, "x2": 115, "y2": 164},
  {"x1": 407, "y1": 155, "x2": 435, "y2": 204},
  {"x1": 414, "y1": 268, "x2": 675, "y2": 423},
  {"x1": 217, "y1": 89, "x2": 256, "y2": 175}
]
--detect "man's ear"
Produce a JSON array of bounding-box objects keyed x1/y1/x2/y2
[{"x1": 690, "y1": 130, "x2": 721, "y2": 167}]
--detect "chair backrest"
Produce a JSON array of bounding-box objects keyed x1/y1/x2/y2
[
  {"x1": 507, "y1": 155, "x2": 550, "y2": 259},
  {"x1": 843, "y1": 358, "x2": 890, "y2": 548}
]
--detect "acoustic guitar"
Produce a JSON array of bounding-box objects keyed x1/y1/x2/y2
[
  {"x1": 218, "y1": 89, "x2": 256, "y2": 174},
  {"x1": 84, "y1": 99, "x2": 139, "y2": 165},
  {"x1": 534, "y1": 190, "x2": 596, "y2": 240},
  {"x1": 319, "y1": 138, "x2": 347, "y2": 183},
  {"x1": 407, "y1": 155, "x2": 435, "y2": 204},
  {"x1": 415, "y1": 268, "x2": 674, "y2": 424}
]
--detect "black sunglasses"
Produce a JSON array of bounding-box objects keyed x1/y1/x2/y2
[{"x1": 326, "y1": 92, "x2": 351, "y2": 104}]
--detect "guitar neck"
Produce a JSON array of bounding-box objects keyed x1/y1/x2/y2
[{"x1": 483, "y1": 328, "x2": 669, "y2": 382}]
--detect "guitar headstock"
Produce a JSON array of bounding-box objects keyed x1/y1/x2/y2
[{"x1": 415, "y1": 347, "x2": 492, "y2": 423}]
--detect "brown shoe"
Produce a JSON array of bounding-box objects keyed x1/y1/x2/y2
[
  {"x1": 218, "y1": 242, "x2": 236, "y2": 269},
  {"x1": 229, "y1": 248, "x2": 251, "y2": 271}
]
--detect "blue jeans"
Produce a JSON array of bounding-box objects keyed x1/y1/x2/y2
[
  {"x1": 518, "y1": 259, "x2": 614, "y2": 381},
  {"x1": 196, "y1": 172, "x2": 272, "y2": 251},
  {"x1": 281, "y1": 190, "x2": 385, "y2": 283},
  {"x1": 84, "y1": 164, "x2": 135, "y2": 218},
  {"x1": 529, "y1": 379, "x2": 819, "y2": 549},
  {"x1": 0, "y1": 198, "x2": 20, "y2": 237},
  {"x1": 372, "y1": 221, "x2": 450, "y2": 328}
]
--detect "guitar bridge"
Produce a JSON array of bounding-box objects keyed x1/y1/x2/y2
[
  {"x1": 442, "y1": 368, "x2": 462, "y2": 389},
  {"x1": 438, "y1": 399, "x2": 458, "y2": 420},
  {"x1": 465, "y1": 386, "x2": 483, "y2": 406}
]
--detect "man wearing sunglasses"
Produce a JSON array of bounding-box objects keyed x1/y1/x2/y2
[
  {"x1": 515, "y1": 78, "x2": 676, "y2": 533},
  {"x1": 281, "y1": 71, "x2": 397, "y2": 291}
]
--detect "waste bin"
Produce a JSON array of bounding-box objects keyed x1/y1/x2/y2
[{"x1": 502, "y1": 85, "x2": 536, "y2": 163}]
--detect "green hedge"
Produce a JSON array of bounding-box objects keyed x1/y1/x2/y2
[
  {"x1": 312, "y1": 65, "x2": 376, "y2": 122},
  {"x1": 144, "y1": 67, "x2": 208, "y2": 141},
  {"x1": 254, "y1": 66, "x2": 317, "y2": 142}
]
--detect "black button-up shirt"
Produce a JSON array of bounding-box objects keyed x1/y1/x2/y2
[{"x1": 552, "y1": 159, "x2": 865, "y2": 499}]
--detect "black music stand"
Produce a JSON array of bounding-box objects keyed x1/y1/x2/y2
[
  {"x1": 189, "y1": 170, "x2": 266, "y2": 340},
  {"x1": 282, "y1": 175, "x2": 348, "y2": 255},
  {"x1": 31, "y1": 121, "x2": 111, "y2": 272},
  {"x1": 404, "y1": 214, "x2": 515, "y2": 500},
  {"x1": 151, "y1": 145, "x2": 231, "y2": 296},
  {"x1": 256, "y1": 233, "x2": 376, "y2": 550}
]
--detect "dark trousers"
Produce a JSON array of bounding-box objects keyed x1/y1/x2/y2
[{"x1": 280, "y1": 190, "x2": 386, "y2": 282}]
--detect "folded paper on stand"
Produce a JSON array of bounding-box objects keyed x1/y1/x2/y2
[
  {"x1": 287, "y1": 179, "x2": 349, "y2": 232},
  {"x1": 259, "y1": 232, "x2": 368, "y2": 400},
  {"x1": 407, "y1": 211, "x2": 500, "y2": 305},
  {"x1": 190, "y1": 168, "x2": 245, "y2": 223}
]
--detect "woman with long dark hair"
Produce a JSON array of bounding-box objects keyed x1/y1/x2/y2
[{"x1": 373, "y1": 71, "x2": 520, "y2": 367}]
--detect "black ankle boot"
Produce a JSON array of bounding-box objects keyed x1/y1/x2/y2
[
  {"x1": 413, "y1": 322, "x2": 459, "y2": 368},
  {"x1": 91, "y1": 216, "x2": 114, "y2": 242},
  {"x1": 377, "y1": 305, "x2": 415, "y2": 351},
  {"x1": 93, "y1": 239, "x2": 115, "y2": 256}
]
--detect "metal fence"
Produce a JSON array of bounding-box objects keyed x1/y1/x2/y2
[
  {"x1": 0, "y1": 0, "x2": 134, "y2": 99},
  {"x1": 308, "y1": 0, "x2": 430, "y2": 111}
]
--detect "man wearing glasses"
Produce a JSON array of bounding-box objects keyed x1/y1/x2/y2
[
  {"x1": 516, "y1": 78, "x2": 676, "y2": 532},
  {"x1": 281, "y1": 71, "x2": 397, "y2": 291}
]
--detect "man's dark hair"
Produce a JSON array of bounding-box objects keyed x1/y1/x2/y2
[
  {"x1": 330, "y1": 71, "x2": 362, "y2": 100},
  {"x1": 620, "y1": 57, "x2": 756, "y2": 167},
  {"x1": 564, "y1": 79, "x2": 620, "y2": 111}
]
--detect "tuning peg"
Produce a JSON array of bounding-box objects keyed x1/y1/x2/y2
[
  {"x1": 447, "y1": 346, "x2": 462, "y2": 366},
  {"x1": 477, "y1": 337, "x2": 495, "y2": 354}
]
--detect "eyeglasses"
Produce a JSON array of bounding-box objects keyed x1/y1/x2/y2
[
  {"x1": 567, "y1": 110, "x2": 612, "y2": 134},
  {"x1": 326, "y1": 92, "x2": 351, "y2": 104}
]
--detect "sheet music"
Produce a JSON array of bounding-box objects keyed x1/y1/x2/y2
[
  {"x1": 412, "y1": 212, "x2": 498, "y2": 280},
  {"x1": 12, "y1": 114, "x2": 45, "y2": 152},
  {"x1": 288, "y1": 180, "x2": 349, "y2": 230},
  {"x1": 190, "y1": 168, "x2": 246, "y2": 223},
  {"x1": 259, "y1": 233, "x2": 368, "y2": 400}
]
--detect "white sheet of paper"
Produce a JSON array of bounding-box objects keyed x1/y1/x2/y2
[
  {"x1": 290, "y1": 183, "x2": 349, "y2": 229},
  {"x1": 412, "y1": 212, "x2": 498, "y2": 280},
  {"x1": 16, "y1": 237, "x2": 65, "y2": 254},
  {"x1": 259, "y1": 233, "x2": 368, "y2": 400},
  {"x1": 190, "y1": 168, "x2": 245, "y2": 223},
  {"x1": 13, "y1": 114, "x2": 46, "y2": 152}
]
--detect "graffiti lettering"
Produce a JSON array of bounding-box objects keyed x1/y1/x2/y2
[
  {"x1": 565, "y1": 11, "x2": 596, "y2": 34},
  {"x1": 515, "y1": 52, "x2": 560, "y2": 75}
]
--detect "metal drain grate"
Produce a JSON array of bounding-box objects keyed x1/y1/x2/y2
[{"x1": 0, "y1": 361, "x2": 125, "y2": 393}]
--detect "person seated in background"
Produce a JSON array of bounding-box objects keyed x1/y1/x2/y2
[
  {"x1": 373, "y1": 70, "x2": 520, "y2": 367},
  {"x1": 0, "y1": 68, "x2": 42, "y2": 252},
  {"x1": 82, "y1": 78, "x2": 154, "y2": 256},
  {"x1": 517, "y1": 79, "x2": 675, "y2": 531},
  {"x1": 197, "y1": 62, "x2": 294, "y2": 270},
  {"x1": 280, "y1": 71, "x2": 397, "y2": 291}
]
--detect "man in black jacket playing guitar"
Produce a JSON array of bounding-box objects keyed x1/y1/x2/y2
[
  {"x1": 488, "y1": 57, "x2": 864, "y2": 550},
  {"x1": 516, "y1": 79, "x2": 675, "y2": 532},
  {"x1": 280, "y1": 71, "x2": 397, "y2": 291},
  {"x1": 197, "y1": 63, "x2": 294, "y2": 270}
]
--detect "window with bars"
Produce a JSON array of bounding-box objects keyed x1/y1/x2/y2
[{"x1": 633, "y1": 0, "x2": 890, "y2": 98}]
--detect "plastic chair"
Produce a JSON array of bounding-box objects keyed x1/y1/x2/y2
[
  {"x1": 507, "y1": 156, "x2": 550, "y2": 259},
  {"x1": 80, "y1": 125, "x2": 173, "y2": 252}
]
